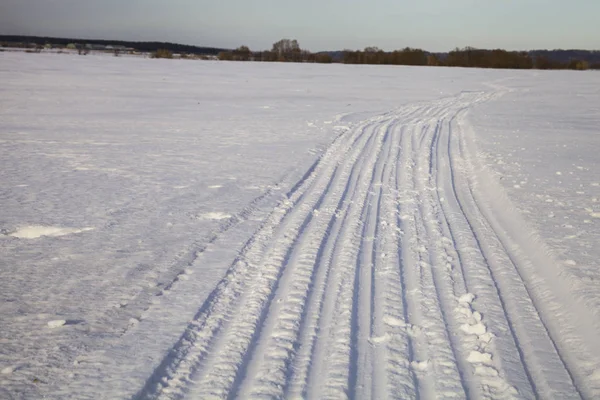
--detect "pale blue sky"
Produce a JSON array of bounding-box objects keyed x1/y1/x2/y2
[{"x1": 1, "y1": 0, "x2": 599, "y2": 51}]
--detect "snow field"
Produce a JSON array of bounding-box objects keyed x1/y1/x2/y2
[
  {"x1": 1, "y1": 52, "x2": 600, "y2": 399},
  {"x1": 137, "y1": 90, "x2": 598, "y2": 399}
]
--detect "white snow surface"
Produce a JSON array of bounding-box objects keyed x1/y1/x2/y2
[
  {"x1": 1, "y1": 52, "x2": 600, "y2": 400},
  {"x1": 7, "y1": 225, "x2": 94, "y2": 239}
]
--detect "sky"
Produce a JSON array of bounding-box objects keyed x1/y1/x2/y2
[{"x1": 1, "y1": 0, "x2": 599, "y2": 52}]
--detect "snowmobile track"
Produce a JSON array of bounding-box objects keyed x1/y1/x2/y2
[{"x1": 136, "y1": 90, "x2": 600, "y2": 400}]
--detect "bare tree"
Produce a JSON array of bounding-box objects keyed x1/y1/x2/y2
[
  {"x1": 234, "y1": 45, "x2": 252, "y2": 61},
  {"x1": 271, "y1": 39, "x2": 302, "y2": 62}
]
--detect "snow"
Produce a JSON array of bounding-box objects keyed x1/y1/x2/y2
[
  {"x1": 197, "y1": 212, "x2": 232, "y2": 221},
  {"x1": 411, "y1": 360, "x2": 430, "y2": 372},
  {"x1": 461, "y1": 322, "x2": 487, "y2": 336},
  {"x1": 47, "y1": 320, "x2": 67, "y2": 329},
  {"x1": 458, "y1": 293, "x2": 476, "y2": 305},
  {"x1": 1, "y1": 51, "x2": 600, "y2": 399},
  {"x1": 468, "y1": 72, "x2": 600, "y2": 319},
  {"x1": 7, "y1": 225, "x2": 94, "y2": 239},
  {"x1": 467, "y1": 351, "x2": 493, "y2": 364},
  {"x1": 1, "y1": 366, "x2": 15, "y2": 375}
]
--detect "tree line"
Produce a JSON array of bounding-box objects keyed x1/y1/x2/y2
[
  {"x1": 0, "y1": 35, "x2": 227, "y2": 56},
  {"x1": 442, "y1": 47, "x2": 595, "y2": 70},
  {"x1": 218, "y1": 39, "x2": 333, "y2": 63},
  {"x1": 3, "y1": 35, "x2": 598, "y2": 70},
  {"x1": 220, "y1": 40, "x2": 600, "y2": 70}
]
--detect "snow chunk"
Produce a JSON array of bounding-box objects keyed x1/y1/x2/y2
[
  {"x1": 383, "y1": 315, "x2": 406, "y2": 328},
  {"x1": 410, "y1": 360, "x2": 429, "y2": 371},
  {"x1": 198, "y1": 212, "x2": 232, "y2": 220},
  {"x1": 369, "y1": 334, "x2": 390, "y2": 344},
  {"x1": 456, "y1": 307, "x2": 472, "y2": 318},
  {"x1": 474, "y1": 365, "x2": 499, "y2": 377},
  {"x1": 479, "y1": 332, "x2": 495, "y2": 343},
  {"x1": 467, "y1": 350, "x2": 493, "y2": 364},
  {"x1": 333, "y1": 125, "x2": 350, "y2": 131},
  {"x1": 7, "y1": 225, "x2": 93, "y2": 239},
  {"x1": 47, "y1": 320, "x2": 66, "y2": 329},
  {"x1": 1, "y1": 366, "x2": 15, "y2": 374},
  {"x1": 461, "y1": 322, "x2": 487, "y2": 335},
  {"x1": 458, "y1": 293, "x2": 475, "y2": 305}
]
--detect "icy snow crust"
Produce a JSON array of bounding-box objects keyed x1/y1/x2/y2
[{"x1": 1, "y1": 52, "x2": 599, "y2": 399}]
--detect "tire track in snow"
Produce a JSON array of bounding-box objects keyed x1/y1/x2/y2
[
  {"x1": 410, "y1": 117, "x2": 470, "y2": 398},
  {"x1": 367, "y1": 123, "x2": 405, "y2": 399},
  {"x1": 438, "y1": 111, "x2": 537, "y2": 399},
  {"x1": 283, "y1": 122, "x2": 387, "y2": 398},
  {"x1": 447, "y1": 111, "x2": 579, "y2": 399},
  {"x1": 235, "y1": 121, "x2": 389, "y2": 399},
  {"x1": 450, "y1": 111, "x2": 600, "y2": 399},
  {"x1": 136, "y1": 90, "x2": 599, "y2": 400},
  {"x1": 182, "y1": 121, "x2": 379, "y2": 399},
  {"x1": 425, "y1": 100, "x2": 524, "y2": 399},
  {"x1": 134, "y1": 116, "x2": 375, "y2": 400}
]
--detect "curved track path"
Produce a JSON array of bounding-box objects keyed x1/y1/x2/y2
[{"x1": 135, "y1": 90, "x2": 600, "y2": 400}]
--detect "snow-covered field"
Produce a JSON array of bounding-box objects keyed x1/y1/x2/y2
[{"x1": 1, "y1": 52, "x2": 599, "y2": 400}]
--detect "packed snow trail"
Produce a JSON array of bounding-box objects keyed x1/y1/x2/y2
[{"x1": 136, "y1": 90, "x2": 600, "y2": 400}]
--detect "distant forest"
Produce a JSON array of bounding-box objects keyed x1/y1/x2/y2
[
  {"x1": 0, "y1": 35, "x2": 227, "y2": 55},
  {"x1": 220, "y1": 40, "x2": 600, "y2": 70},
  {"x1": 2, "y1": 35, "x2": 599, "y2": 70}
]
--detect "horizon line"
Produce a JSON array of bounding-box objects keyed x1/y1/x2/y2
[{"x1": 1, "y1": 33, "x2": 599, "y2": 54}]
